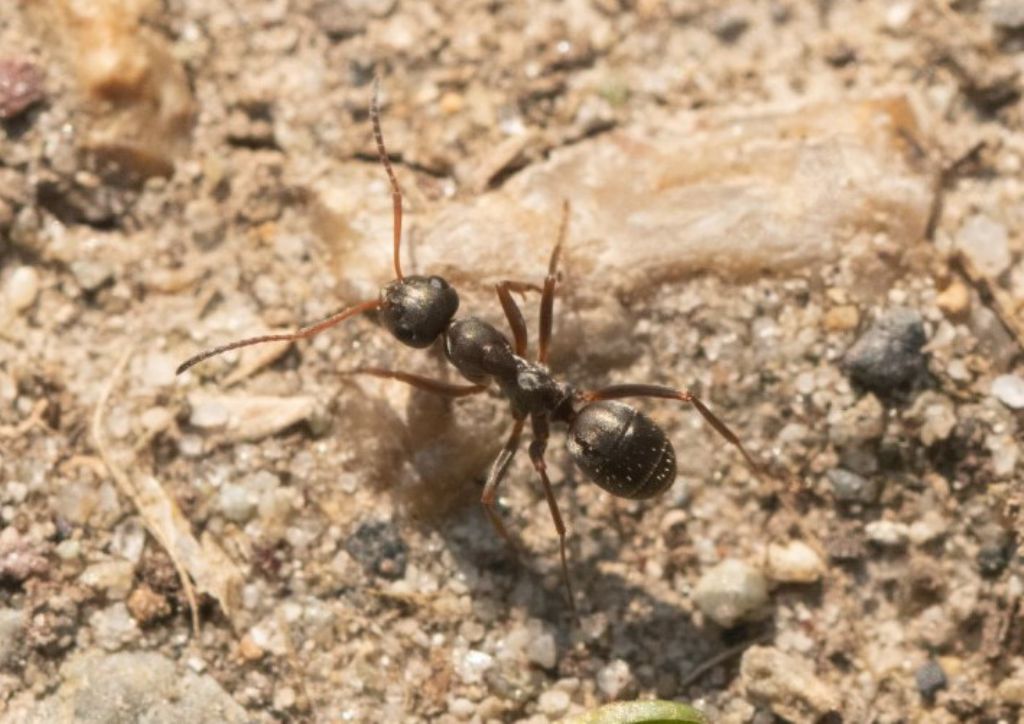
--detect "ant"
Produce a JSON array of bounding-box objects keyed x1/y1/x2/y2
[{"x1": 177, "y1": 78, "x2": 764, "y2": 616}]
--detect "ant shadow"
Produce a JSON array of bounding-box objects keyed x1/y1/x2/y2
[{"x1": 426, "y1": 462, "x2": 775, "y2": 700}]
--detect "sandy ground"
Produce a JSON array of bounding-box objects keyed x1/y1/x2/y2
[{"x1": 2, "y1": 0, "x2": 1024, "y2": 722}]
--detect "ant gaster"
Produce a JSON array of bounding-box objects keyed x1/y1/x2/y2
[{"x1": 177, "y1": 78, "x2": 764, "y2": 616}]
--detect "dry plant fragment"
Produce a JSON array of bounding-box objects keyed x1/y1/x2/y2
[{"x1": 91, "y1": 348, "x2": 243, "y2": 635}]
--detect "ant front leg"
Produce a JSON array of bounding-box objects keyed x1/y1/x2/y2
[{"x1": 529, "y1": 415, "x2": 577, "y2": 618}]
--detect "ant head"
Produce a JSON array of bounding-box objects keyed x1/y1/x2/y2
[{"x1": 379, "y1": 275, "x2": 459, "y2": 348}]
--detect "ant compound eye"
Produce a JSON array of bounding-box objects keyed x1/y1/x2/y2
[{"x1": 379, "y1": 275, "x2": 460, "y2": 349}]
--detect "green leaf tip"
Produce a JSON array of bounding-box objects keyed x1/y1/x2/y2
[{"x1": 562, "y1": 700, "x2": 708, "y2": 724}]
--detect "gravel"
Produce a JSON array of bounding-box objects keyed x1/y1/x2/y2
[
  {"x1": 2, "y1": 0, "x2": 1022, "y2": 721},
  {"x1": 843, "y1": 307, "x2": 927, "y2": 395},
  {"x1": 693, "y1": 559, "x2": 770, "y2": 628}
]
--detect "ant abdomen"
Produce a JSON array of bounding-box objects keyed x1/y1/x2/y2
[
  {"x1": 567, "y1": 401, "x2": 677, "y2": 500},
  {"x1": 379, "y1": 275, "x2": 459, "y2": 348}
]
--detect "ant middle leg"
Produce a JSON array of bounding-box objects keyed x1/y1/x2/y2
[
  {"x1": 341, "y1": 367, "x2": 487, "y2": 397},
  {"x1": 528, "y1": 415, "x2": 577, "y2": 618},
  {"x1": 481, "y1": 416, "x2": 527, "y2": 548}
]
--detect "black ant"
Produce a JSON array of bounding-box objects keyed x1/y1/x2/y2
[{"x1": 177, "y1": 78, "x2": 764, "y2": 616}]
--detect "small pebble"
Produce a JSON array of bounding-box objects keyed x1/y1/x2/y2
[
  {"x1": 238, "y1": 634, "x2": 265, "y2": 661},
  {"x1": 537, "y1": 689, "x2": 571, "y2": 717},
  {"x1": 0, "y1": 608, "x2": 25, "y2": 666},
  {"x1": 80, "y1": 560, "x2": 135, "y2": 599},
  {"x1": 843, "y1": 308, "x2": 926, "y2": 394},
  {"x1": 447, "y1": 697, "x2": 476, "y2": 718},
  {"x1": 273, "y1": 686, "x2": 296, "y2": 710},
  {"x1": 885, "y1": 2, "x2": 914, "y2": 30},
  {"x1": 907, "y1": 511, "x2": 946, "y2": 545},
  {"x1": 741, "y1": 646, "x2": 840, "y2": 721},
  {"x1": 70, "y1": 259, "x2": 114, "y2": 292},
  {"x1": 527, "y1": 630, "x2": 557, "y2": 669},
  {"x1": 915, "y1": 659, "x2": 947, "y2": 701},
  {"x1": 218, "y1": 483, "x2": 258, "y2": 524},
  {"x1": 986, "y1": 0, "x2": 1024, "y2": 29},
  {"x1": 712, "y1": 9, "x2": 750, "y2": 42},
  {"x1": 55, "y1": 540, "x2": 81, "y2": 560},
  {"x1": 596, "y1": 659, "x2": 633, "y2": 699},
  {"x1": 958, "y1": 214, "x2": 1011, "y2": 278},
  {"x1": 0, "y1": 59, "x2": 45, "y2": 119},
  {"x1": 827, "y1": 468, "x2": 880, "y2": 504},
  {"x1": 766, "y1": 541, "x2": 825, "y2": 584},
  {"x1": 109, "y1": 519, "x2": 146, "y2": 563},
  {"x1": 5, "y1": 266, "x2": 39, "y2": 313},
  {"x1": 693, "y1": 559, "x2": 769, "y2": 627},
  {"x1": 126, "y1": 585, "x2": 171, "y2": 625},
  {"x1": 823, "y1": 305, "x2": 859, "y2": 332},
  {"x1": 90, "y1": 603, "x2": 140, "y2": 650},
  {"x1": 935, "y1": 279, "x2": 969, "y2": 317},
  {"x1": 454, "y1": 649, "x2": 494, "y2": 684},
  {"x1": 345, "y1": 520, "x2": 408, "y2": 580},
  {"x1": 866, "y1": 520, "x2": 910, "y2": 546},
  {"x1": 991, "y1": 374, "x2": 1024, "y2": 409}
]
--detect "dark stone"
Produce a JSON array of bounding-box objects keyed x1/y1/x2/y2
[
  {"x1": 345, "y1": 520, "x2": 408, "y2": 580},
  {"x1": 976, "y1": 525, "x2": 1013, "y2": 577},
  {"x1": 827, "y1": 467, "x2": 880, "y2": 504},
  {"x1": 915, "y1": 660, "x2": 947, "y2": 701},
  {"x1": 843, "y1": 308, "x2": 927, "y2": 396}
]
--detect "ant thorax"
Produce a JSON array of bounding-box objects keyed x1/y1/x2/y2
[{"x1": 498, "y1": 357, "x2": 575, "y2": 421}]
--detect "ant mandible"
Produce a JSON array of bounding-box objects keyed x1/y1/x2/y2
[{"x1": 177, "y1": 77, "x2": 765, "y2": 615}]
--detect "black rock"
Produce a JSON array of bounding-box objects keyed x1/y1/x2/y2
[
  {"x1": 915, "y1": 660, "x2": 947, "y2": 702},
  {"x1": 345, "y1": 520, "x2": 408, "y2": 580},
  {"x1": 843, "y1": 308, "x2": 927, "y2": 395}
]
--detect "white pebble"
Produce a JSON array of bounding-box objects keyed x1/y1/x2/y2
[
  {"x1": 596, "y1": 658, "x2": 632, "y2": 699},
  {"x1": 5, "y1": 266, "x2": 39, "y2": 313},
  {"x1": 80, "y1": 560, "x2": 135, "y2": 599},
  {"x1": 992, "y1": 374, "x2": 1024, "y2": 410},
  {"x1": 693, "y1": 559, "x2": 770, "y2": 627},
  {"x1": 527, "y1": 630, "x2": 557, "y2": 669},
  {"x1": 89, "y1": 603, "x2": 139, "y2": 651},
  {"x1": 958, "y1": 214, "x2": 1011, "y2": 278},
  {"x1": 189, "y1": 398, "x2": 229, "y2": 428},
  {"x1": 537, "y1": 689, "x2": 571, "y2": 716},
  {"x1": 447, "y1": 697, "x2": 476, "y2": 719},
  {"x1": 766, "y1": 541, "x2": 825, "y2": 584},
  {"x1": 866, "y1": 520, "x2": 910, "y2": 546},
  {"x1": 109, "y1": 518, "x2": 146, "y2": 563},
  {"x1": 454, "y1": 649, "x2": 493, "y2": 684},
  {"x1": 218, "y1": 483, "x2": 258, "y2": 523}
]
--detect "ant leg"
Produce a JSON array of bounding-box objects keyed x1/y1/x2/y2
[
  {"x1": 538, "y1": 200, "x2": 570, "y2": 365},
  {"x1": 177, "y1": 299, "x2": 380, "y2": 375},
  {"x1": 495, "y1": 282, "x2": 530, "y2": 357},
  {"x1": 342, "y1": 367, "x2": 486, "y2": 397},
  {"x1": 481, "y1": 416, "x2": 527, "y2": 547},
  {"x1": 582, "y1": 383, "x2": 763, "y2": 478},
  {"x1": 529, "y1": 415, "x2": 578, "y2": 619}
]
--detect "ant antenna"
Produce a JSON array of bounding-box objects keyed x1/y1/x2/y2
[
  {"x1": 371, "y1": 75, "x2": 405, "y2": 281},
  {"x1": 176, "y1": 299, "x2": 380, "y2": 375}
]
